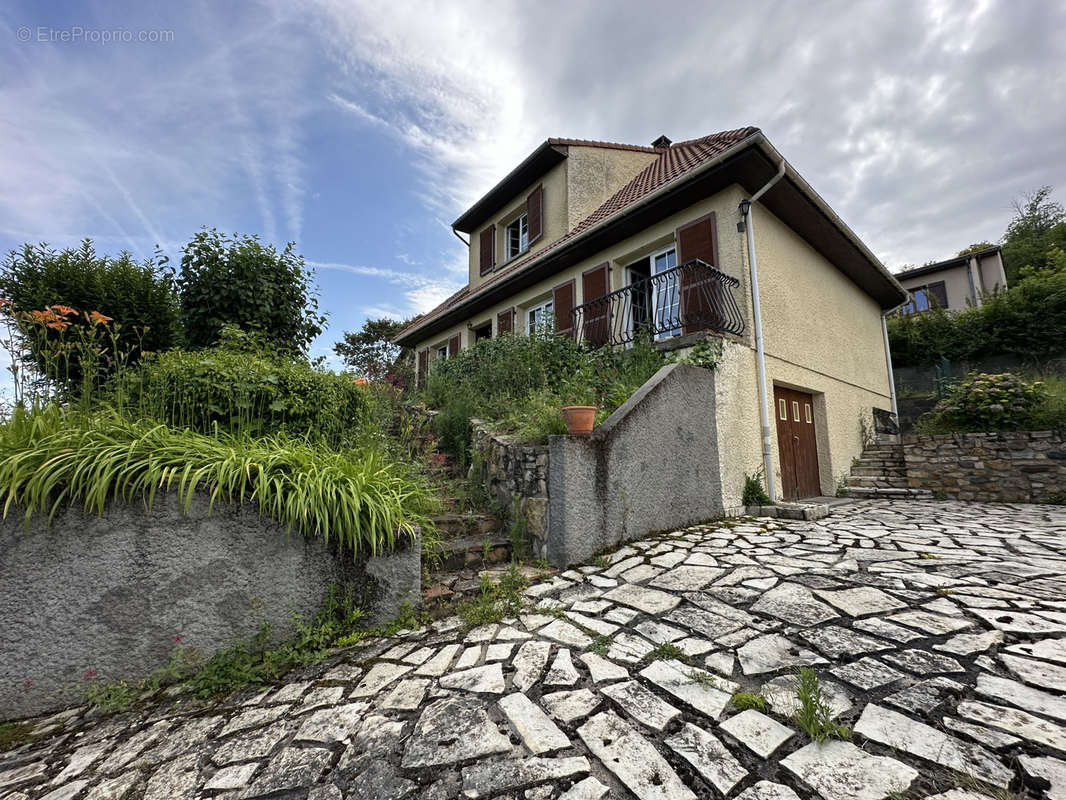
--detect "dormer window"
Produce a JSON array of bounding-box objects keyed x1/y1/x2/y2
[{"x1": 506, "y1": 214, "x2": 529, "y2": 260}]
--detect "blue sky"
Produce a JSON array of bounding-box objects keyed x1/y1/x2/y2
[{"x1": 2, "y1": 0, "x2": 1064, "y2": 367}]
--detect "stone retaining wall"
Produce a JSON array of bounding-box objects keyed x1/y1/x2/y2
[
  {"x1": 0, "y1": 493, "x2": 421, "y2": 720},
  {"x1": 901, "y1": 430, "x2": 1066, "y2": 503},
  {"x1": 471, "y1": 422, "x2": 550, "y2": 558}
]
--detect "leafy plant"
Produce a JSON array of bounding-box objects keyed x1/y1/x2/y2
[
  {"x1": 916, "y1": 372, "x2": 1049, "y2": 433},
  {"x1": 647, "y1": 642, "x2": 688, "y2": 663},
  {"x1": 0, "y1": 405, "x2": 433, "y2": 558},
  {"x1": 175, "y1": 228, "x2": 325, "y2": 356},
  {"x1": 0, "y1": 240, "x2": 180, "y2": 388},
  {"x1": 794, "y1": 667, "x2": 851, "y2": 742},
  {"x1": 742, "y1": 468, "x2": 772, "y2": 506},
  {"x1": 587, "y1": 635, "x2": 612, "y2": 657},
  {"x1": 731, "y1": 691, "x2": 770, "y2": 713},
  {"x1": 111, "y1": 326, "x2": 374, "y2": 446},
  {"x1": 455, "y1": 564, "x2": 528, "y2": 630}
]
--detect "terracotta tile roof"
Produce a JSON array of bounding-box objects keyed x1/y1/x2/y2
[{"x1": 398, "y1": 126, "x2": 760, "y2": 342}]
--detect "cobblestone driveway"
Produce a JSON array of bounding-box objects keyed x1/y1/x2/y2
[{"x1": 5, "y1": 500, "x2": 1066, "y2": 800}]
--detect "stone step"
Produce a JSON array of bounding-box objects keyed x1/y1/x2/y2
[
  {"x1": 845, "y1": 486, "x2": 935, "y2": 500},
  {"x1": 861, "y1": 446, "x2": 903, "y2": 457},
  {"x1": 430, "y1": 513, "x2": 500, "y2": 539},
  {"x1": 851, "y1": 460, "x2": 906, "y2": 471},
  {"x1": 850, "y1": 466, "x2": 908, "y2": 477},
  {"x1": 846, "y1": 476, "x2": 913, "y2": 489},
  {"x1": 433, "y1": 532, "x2": 513, "y2": 573}
]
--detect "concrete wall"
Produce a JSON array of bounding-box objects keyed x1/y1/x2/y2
[
  {"x1": 900, "y1": 431, "x2": 1066, "y2": 503},
  {"x1": 547, "y1": 363, "x2": 724, "y2": 567},
  {"x1": 0, "y1": 494, "x2": 420, "y2": 720}
]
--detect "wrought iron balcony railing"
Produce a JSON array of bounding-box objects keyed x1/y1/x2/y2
[{"x1": 571, "y1": 259, "x2": 745, "y2": 347}]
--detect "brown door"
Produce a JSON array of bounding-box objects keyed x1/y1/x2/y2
[{"x1": 773, "y1": 386, "x2": 820, "y2": 499}]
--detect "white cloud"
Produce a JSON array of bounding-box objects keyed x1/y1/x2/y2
[{"x1": 309, "y1": 260, "x2": 460, "y2": 315}]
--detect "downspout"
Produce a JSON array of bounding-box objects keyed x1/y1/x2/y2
[
  {"x1": 881, "y1": 312, "x2": 899, "y2": 417},
  {"x1": 739, "y1": 158, "x2": 786, "y2": 502}
]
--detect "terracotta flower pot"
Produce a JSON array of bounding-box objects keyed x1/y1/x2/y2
[{"x1": 562, "y1": 405, "x2": 597, "y2": 436}]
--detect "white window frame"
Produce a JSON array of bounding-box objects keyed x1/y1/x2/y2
[
  {"x1": 506, "y1": 213, "x2": 529, "y2": 260},
  {"x1": 526, "y1": 299, "x2": 553, "y2": 335},
  {"x1": 650, "y1": 245, "x2": 679, "y2": 339}
]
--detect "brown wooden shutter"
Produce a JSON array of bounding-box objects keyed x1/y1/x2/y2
[
  {"x1": 552, "y1": 280, "x2": 575, "y2": 339},
  {"x1": 675, "y1": 212, "x2": 720, "y2": 335},
  {"x1": 927, "y1": 281, "x2": 948, "y2": 309},
  {"x1": 580, "y1": 263, "x2": 611, "y2": 347},
  {"x1": 417, "y1": 348, "x2": 429, "y2": 385},
  {"x1": 448, "y1": 333, "x2": 461, "y2": 357},
  {"x1": 497, "y1": 307, "x2": 514, "y2": 335},
  {"x1": 527, "y1": 185, "x2": 543, "y2": 244},
  {"x1": 479, "y1": 225, "x2": 495, "y2": 275}
]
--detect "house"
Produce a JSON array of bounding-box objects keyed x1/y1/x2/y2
[
  {"x1": 894, "y1": 245, "x2": 1007, "y2": 314},
  {"x1": 395, "y1": 127, "x2": 908, "y2": 503}
]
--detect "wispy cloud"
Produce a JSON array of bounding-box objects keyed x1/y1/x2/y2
[{"x1": 309, "y1": 260, "x2": 459, "y2": 314}]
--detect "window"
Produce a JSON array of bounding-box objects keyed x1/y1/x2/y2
[
  {"x1": 527, "y1": 299, "x2": 553, "y2": 334},
  {"x1": 900, "y1": 281, "x2": 947, "y2": 315},
  {"x1": 651, "y1": 247, "x2": 679, "y2": 338},
  {"x1": 779, "y1": 398, "x2": 787, "y2": 420},
  {"x1": 473, "y1": 322, "x2": 492, "y2": 342},
  {"x1": 805, "y1": 403, "x2": 812, "y2": 423},
  {"x1": 506, "y1": 214, "x2": 529, "y2": 259},
  {"x1": 436, "y1": 344, "x2": 448, "y2": 362}
]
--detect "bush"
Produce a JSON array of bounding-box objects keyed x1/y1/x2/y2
[
  {"x1": 0, "y1": 241, "x2": 180, "y2": 390},
  {"x1": 426, "y1": 329, "x2": 668, "y2": 444},
  {"x1": 175, "y1": 228, "x2": 325, "y2": 356},
  {"x1": 112, "y1": 327, "x2": 371, "y2": 446},
  {"x1": 915, "y1": 372, "x2": 1053, "y2": 433},
  {"x1": 0, "y1": 405, "x2": 433, "y2": 557}
]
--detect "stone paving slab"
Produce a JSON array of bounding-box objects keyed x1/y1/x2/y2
[{"x1": 3, "y1": 499, "x2": 1066, "y2": 799}]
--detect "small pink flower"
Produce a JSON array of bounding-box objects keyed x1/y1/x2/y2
[
  {"x1": 83, "y1": 669, "x2": 98, "y2": 681},
  {"x1": 174, "y1": 635, "x2": 183, "y2": 643},
  {"x1": 22, "y1": 679, "x2": 33, "y2": 692}
]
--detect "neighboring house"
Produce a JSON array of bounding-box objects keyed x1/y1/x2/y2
[
  {"x1": 894, "y1": 245, "x2": 1007, "y2": 314},
  {"x1": 395, "y1": 127, "x2": 908, "y2": 501}
]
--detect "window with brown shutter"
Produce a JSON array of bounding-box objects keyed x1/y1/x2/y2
[
  {"x1": 927, "y1": 281, "x2": 948, "y2": 309},
  {"x1": 581, "y1": 263, "x2": 611, "y2": 347},
  {"x1": 675, "y1": 212, "x2": 720, "y2": 335},
  {"x1": 553, "y1": 280, "x2": 575, "y2": 339},
  {"x1": 497, "y1": 307, "x2": 515, "y2": 335},
  {"x1": 479, "y1": 225, "x2": 495, "y2": 275},
  {"x1": 448, "y1": 333, "x2": 461, "y2": 357},
  {"x1": 527, "y1": 185, "x2": 543, "y2": 244},
  {"x1": 417, "y1": 348, "x2": 429, "y2": 385}
]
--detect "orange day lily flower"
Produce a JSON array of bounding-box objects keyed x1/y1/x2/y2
[
  {"x1": 89, "y1": 311, "x2": 113, "y2": 325},
  {"x1": 48, "y1": 305, "x2": 78, "y2": 317}
]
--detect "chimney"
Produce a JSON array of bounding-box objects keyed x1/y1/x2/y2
[{"x1": 651, "y1": 135, "x2": 672, "y2": 148}]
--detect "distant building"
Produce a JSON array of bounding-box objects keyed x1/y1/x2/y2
[{"x1": 894, "y1": 245, "x2": 1007, "y2": 314}]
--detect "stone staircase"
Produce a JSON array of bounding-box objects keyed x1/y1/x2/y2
[{"x1": 845, "y1": 444, "x2": 933, "y2": 500}]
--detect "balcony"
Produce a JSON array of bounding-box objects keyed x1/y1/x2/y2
[{"x1": 571, "y1": 259, "x2": 745, "y2": 347}]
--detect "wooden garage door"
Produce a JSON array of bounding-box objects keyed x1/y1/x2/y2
[{"x1": 774, "y1": 386, "x2": 820, "y2": 499}]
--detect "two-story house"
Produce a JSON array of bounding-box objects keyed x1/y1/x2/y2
[{"x1": 395, "y1": 127, "x2": 908, "y2": 502}]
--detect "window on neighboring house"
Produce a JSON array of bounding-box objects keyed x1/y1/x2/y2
[
  {"x1": 506, "y1": 214, "x2": 529, "y2": 260},
  {"x1": 527, "y1": 299, "x2": 553, "y2": 334},
  {"x1": 899, "y1": 281, "x2": 947, "y2": 315}
]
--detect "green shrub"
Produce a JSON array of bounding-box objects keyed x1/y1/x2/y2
[
  {"x1": 433, "y1": 393, "x2": 476, "y2": 464},
  {"x1": 175, "y1": 228, "x2": 325, "y2": 355},
  {"x1": 742, "y1": 468, "x2": 772, "y2": 506},
  {"x1": 0, "y1": 406, "x2": 433, "y2": 557},
  {"x1": 0, "y1": 240, "x2": 180, "y2": 390},
  {"x1": 111, "y1": 326, "x2": 372, "y2": 446},
  {"x1": 916, "y1": 372, "x2": 1049, "y2": 433}
]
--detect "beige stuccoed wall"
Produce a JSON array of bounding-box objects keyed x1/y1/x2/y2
[
  {"x1": 565, "y1": 146, "x2": 658, "y2": 230},
  {"x1": 978, "y1": 251, "x2": 1007, "y2": 293},
  {"x1": 468, "y1": 161, "x2": 570, "y2": 291},
  {"x1": 751, "y1": 204, "x2": 894, "y2": 497}
]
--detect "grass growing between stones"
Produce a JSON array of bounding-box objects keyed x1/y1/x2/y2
[
  {"x1": 731, "y1": 691, "x2": 770, "y2": 713},
  {"x1": 587, "y1": 635, "x2": 612, "y2": 657},
  {"x1": 646, "y1": 643, "x2": 689, "y2": 663},
  {"x1": 0, "y1": 721, "x2": 33, "y2": 752},
  {"x1": 794, "y1": 667, "x2": 851, "y2": 742},
  {"x1": 455, "y1": 564, "x2": 528, "y2": 631}
]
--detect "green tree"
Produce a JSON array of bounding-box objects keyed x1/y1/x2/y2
[
  {"x1": 1001, "y1": 186, "x2": 1066, "y2": 284},
  {"x1": 174, "y1": 228, "x2": 325, "y2": 355},
  {"x1": 334, "y1": 316, "x2": 416, "y2": 386},
  {"x1": 0, "y1": 240, "x2": 180, "y2": 379},
  {"x1": 957, "y1": 242, "x2": 996, "y2": 257}
]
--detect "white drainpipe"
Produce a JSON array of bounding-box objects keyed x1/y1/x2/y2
[
  {"x1": 881, "y1": 312, "x2": 899, "y2": 417},
  {"x1": 741, "y1": 159, "x2": 786, "y2": 502}
]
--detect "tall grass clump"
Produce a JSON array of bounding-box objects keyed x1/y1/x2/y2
[{"x1": 0, "y1": 406, "x2": 434, "y2": 557}]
